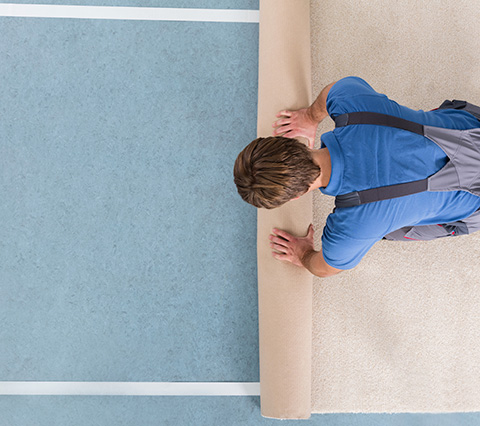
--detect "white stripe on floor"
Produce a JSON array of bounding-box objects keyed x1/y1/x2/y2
[
  {"x1": 0, "y1": 381, "x2": 261, "y2": 396},
  {"x1": 0, "y1": 4, "x2": 260, "y2": 22}
]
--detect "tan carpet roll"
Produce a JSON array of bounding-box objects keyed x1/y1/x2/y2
[{"x1": 257, "y1": 0, "x2": 313, "y2": 420}]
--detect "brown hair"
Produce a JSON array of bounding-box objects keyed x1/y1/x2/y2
[{"x1": 233, "y1": 136, "x2": 320, "y2": 209}]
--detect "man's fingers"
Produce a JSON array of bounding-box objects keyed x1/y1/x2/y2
[
  {"x1": 273, "y1": 126, "x2": 292, "y2": 136},
  {"x1": 272, "y1": 228, "x2": 292, "y2": 241},
  {"x1": 270, "y1": 242, "x2": 287, "y2": 253},
  {"x1": 276, "y1": 110, "x2": 292, "y2": 118},
  {"x1": 269, "y1": 235, "x2": 289, "y2": 246},
  {"x1": 272, "y1": 118, "x2": 291, "y2": 128},
  {"x1": 276, "y1": 130, "x2": 294, "y2": 139},
  {"x1": 272, "y1": 252, "x2": 289, "y2": 261},
  {"x1": 283, "y1": 130, "x2": 302, "y2": 139},
  {"x1": 307, "y1": 224, "x2": 315, "y2": 237}
]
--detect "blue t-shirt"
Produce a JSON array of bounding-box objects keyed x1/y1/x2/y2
[{"x1": 320, "y1": 76, "x2": 480, "y2": 270}]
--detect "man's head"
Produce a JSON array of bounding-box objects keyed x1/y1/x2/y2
[{"x1": 233, "y1": 136, "x2": 321, "y2": 209}]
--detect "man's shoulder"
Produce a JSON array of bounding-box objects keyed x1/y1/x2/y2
[
  {"x1": 327, "y1": 77, "x2": 389, "y2": 118},
  {"x1": 328, "y1": 77, "x2": 379, "y2": 100},
  {"x1": 324, "y1": 204, "x2": 391, "y2": 241},
  {"x1": 321, "y1": 208, "x2": 381, "y2": 269}
]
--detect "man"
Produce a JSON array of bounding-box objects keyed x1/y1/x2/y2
[{"x1": 234, "y1": 77, "x2": 480, "y2": 278}]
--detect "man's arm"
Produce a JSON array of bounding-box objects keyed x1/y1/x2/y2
[
  {"x1": 306, "y1": 80, "x2": 336, "y2": 122},
  {"x1": 301, "y1": 248, "x2": 342, "y2": 278},
  {"x1": 272, "y1": 81, "x2": 336, "y2": 147},
  {"x1": 270, "y1": 225, "x2": 342, "y2": 278}
]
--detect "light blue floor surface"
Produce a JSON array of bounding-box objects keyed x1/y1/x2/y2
[
  {"x1": 3, "y1": 397, "x2": 480, "y2": 426},
  {"x1": 1, "y1": 11, "x2": 259, "y2": 383},
  {"x1": 1, "y1": 1, "x2": 480, "y2": 425}
]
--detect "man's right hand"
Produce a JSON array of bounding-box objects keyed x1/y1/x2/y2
[
  {"x1": 272, "y1": 108, "x2": 321, "y2": 148},
  {"x1": 272, "y1": 81, "x2": 335, "y2": 148}
]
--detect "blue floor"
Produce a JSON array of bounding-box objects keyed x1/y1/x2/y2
[
  {"x1": 2, "y1": 397, "x2": 480, "y2": 426},
  {"x1": 1, "y1": 1, "x2": 480, "y2": 425},
  {"x1": 0, "y1": 11, "x2": 259, "y2": 383}
]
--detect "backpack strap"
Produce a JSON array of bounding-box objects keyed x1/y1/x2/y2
[{"x1": 333, "y1": 112, "x2": 428, "y2": 208}]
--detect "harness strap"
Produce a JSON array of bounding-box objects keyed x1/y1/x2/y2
[
  {"x1": 334, "y1": 111, "x2": 425, "y2": 135},
  {"x1": 333, "y1": 111, "x2": 430, "y2": 208},
  {"x1": 335, "y1": 178, "x2": 429, "y2": 208}
]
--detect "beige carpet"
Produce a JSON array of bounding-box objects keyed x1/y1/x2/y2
[{"x1": 310, "y1": 0, "x2": 480, "y2": 413}]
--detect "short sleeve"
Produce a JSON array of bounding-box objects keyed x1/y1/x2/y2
[
  {"x1": 326, "y1": 76, "x2": 387, "y2": 118},
  {"x1": 321, "y1": 213, "x2": 380, "y2": 270}
]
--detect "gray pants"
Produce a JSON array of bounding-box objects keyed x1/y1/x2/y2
[
  {"x1": 384, "y1": 207, "x2": 480, "y2": 241},
  {"x1": 384, "y1": 100, "x2": 480, "y2": 241}
]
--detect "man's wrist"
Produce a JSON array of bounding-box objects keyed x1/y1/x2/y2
[
  {"x1": 306, "y1": 105, "x2": 328, "y2": 124},
  {"x1": 301, "y1": 249, "x2": 317, "y2": 271}
]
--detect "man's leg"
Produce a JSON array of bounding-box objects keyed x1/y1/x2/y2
[
  {"x1": 435, "y1": 99, "x2": 480, "y2": 121},
  {"x1": 383, "y1": 224, "x2": 455, "y2": 241},
  {"x1": 384, "y1": 208, "x2": 480, "y2": 241}
]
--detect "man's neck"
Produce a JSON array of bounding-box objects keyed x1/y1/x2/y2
[{"x1": 311, "y1": 147, "x2": 331, "y2": 189}]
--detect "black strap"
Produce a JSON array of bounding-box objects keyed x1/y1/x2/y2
[
  {"x1": 334, "y1": 111, "x2": 425, "y2": 135},
  {"x1": 334, "y1": 111, "x2": 427, "y2": 208},
  {"x1": 335, "y1": 179, "x2": 429, "y2": 208}
]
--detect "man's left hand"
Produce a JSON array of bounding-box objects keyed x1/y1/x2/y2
[{"x1": 269, "y1": 225, "x2": 315, "y2": 268}]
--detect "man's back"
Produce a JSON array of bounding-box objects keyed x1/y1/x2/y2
[{"x1": 319, "y1": 77, "x2": 480, "y2": 269}]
